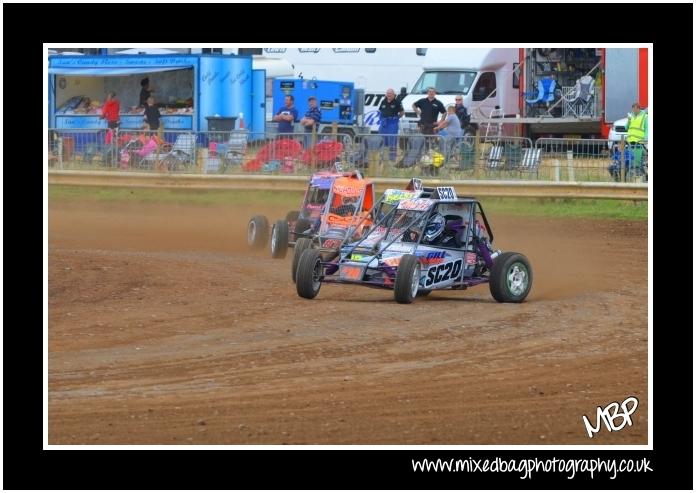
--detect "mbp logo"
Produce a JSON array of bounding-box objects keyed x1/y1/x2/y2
[{"x1": 582, "y1": 396, "x2": 639, "y2": 438}]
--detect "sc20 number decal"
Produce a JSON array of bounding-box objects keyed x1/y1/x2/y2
[{"x1": 424, "y1": 259, "x2": 463, "y2": 287}]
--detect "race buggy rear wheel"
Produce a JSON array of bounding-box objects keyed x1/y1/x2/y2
[
  {"x1": 489, "y1": 252, "x2": 533, "y2": 303},
  {"x1": 270, "y1": 219, "x2": 289, "y2": 259},
  {"x1": 394, "y1": 254, "x2": 421, "y2": 304},
  {"x1": 292, "y1": 237, "x2": 313, "y2": 283},
  {"x1": 247, "y1": 215, "x2": 269, "y2": 249},
  {"x1": 296, "y1": 248, "x2": 323, "y2": 299}
]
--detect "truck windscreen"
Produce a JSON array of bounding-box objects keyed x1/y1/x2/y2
[{"x1": 411, "y1": 71, "x2": 477, "y2": 95}]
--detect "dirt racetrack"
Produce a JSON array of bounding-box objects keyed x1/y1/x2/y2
[{"x1": 48, "y1": 199, "x2": 648, "y2": 444}]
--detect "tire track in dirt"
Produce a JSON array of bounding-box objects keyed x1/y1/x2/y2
[{"x1": 48, "y1": 200, "x2": 647, "y2": 444}]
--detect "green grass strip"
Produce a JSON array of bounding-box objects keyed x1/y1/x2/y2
[{"x1": 49, "y1": 185, "x2": 647, "y2": 220}]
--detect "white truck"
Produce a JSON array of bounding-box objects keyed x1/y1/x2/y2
[
  {"x1": 399, "y1": 47, "x2": 649, "y2": 141},
  {"x1": 398, "y1": 48, "x2": 520, "y2": 134}
]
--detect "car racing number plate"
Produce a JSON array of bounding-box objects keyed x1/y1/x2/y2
[
  {"x1": 436, "y1": 187, "x2": 458, "y2": 200},
  {"x1": 339, "y1": 263, "x2": 365, "y2": 281}
]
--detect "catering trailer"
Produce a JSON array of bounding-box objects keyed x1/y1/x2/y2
[{"x1": 48, "y1": 53, "x2": 265, "y2": 135}]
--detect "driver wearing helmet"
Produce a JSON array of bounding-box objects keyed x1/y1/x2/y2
[
  {"x1": 421, "y1": 212, "x2": 446, "y2": 245},
  {"x1": 330, "y1": 195, "x2": 358, "y2": 216},
  {"x1": 402, "y1": 212, "x2": 446, "y2": 244}
]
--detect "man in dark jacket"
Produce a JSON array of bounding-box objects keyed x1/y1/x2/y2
[
  {"x1": 454, "y1": 95, "x2": 470, "y2": 130},
  {"x1": 412, "y1": 87, "x2": 446, "y2": 135}
]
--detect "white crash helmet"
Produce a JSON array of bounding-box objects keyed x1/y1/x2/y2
[{"x1": 423, "y1": 213, "x2": 445, "y2": 242}]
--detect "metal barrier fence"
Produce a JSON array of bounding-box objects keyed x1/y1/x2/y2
[
  {"x1": 48, "y1": 128, "x2": 200, "y2": 172},
  {"x1": 535, "y1": 138, "x2": 648, "y2": 183},
  {"x1": 346, "y1": 134, "x2": 540, "y2": 181},
  {"x1": 223, "y1": 131, "x2": 353, "y2": 175},
  {"x1": 47, "y1": 129, "x2": 354, "y2": 176},
  {"x1": 47, "y1": 129, "x2": 647, "y2": 184},
  {"x1": 346, "y1": 133, "x2": 473, "y2": 178}
]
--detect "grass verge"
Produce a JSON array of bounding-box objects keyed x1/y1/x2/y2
[{"x1": 49, "y1": 185, "x2": 647, "y2": 220}]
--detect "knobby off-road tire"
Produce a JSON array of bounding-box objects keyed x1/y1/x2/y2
[
  {"x1": 489, "y1": 252, "x2": 533, "y2": 303},
  {"x1": 247, "y1": 215, "x2": 269, "y2": 249},
  {"x1": 291, "y1": 237, "x2": 314, "y2": 283},
  {"x1": 394, "y1": 254, "x2": 422, "y2": 304},
  {"x1": 270, "y1": 220, "x2": 289, "y2": 259},
  {"x1": 296, "y1": 248, "x2": 323, "y2": 299}
]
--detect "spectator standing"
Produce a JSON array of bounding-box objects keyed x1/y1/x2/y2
[
  {"x1": 300, "y1": 96, "x2": 322, "y2": 147},
  {"x1": 625, "y1": 102, "x2": 648, "y2": 179},
  {"x1": 378, "y1": 88, "x2": 404, "y2": 160},
  {"x1": 454, "y1": 95, "x2": 471, "y2": 131},
  {"x1": 101, "y1": 91, "x2": 121, "y2": 129},
  {"x1": 412, "y1": 87, "x2": 446, "y2": 135},
  {"x1": 144, "y1": 96, "x2": 161, "y2": 131},
  {"x1": 139, "y1": 78, "x2": 155, "y2": 108},
  {"x1": 273, "y1": 95, "x2": 299, "y2": 136},
  {"x1": 626, "y1": 102, "x2": 648, "y2": 144}
]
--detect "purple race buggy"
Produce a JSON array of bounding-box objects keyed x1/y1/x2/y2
[{"x1": 295, "y1": 185, "x2": 533, "y2": 304}]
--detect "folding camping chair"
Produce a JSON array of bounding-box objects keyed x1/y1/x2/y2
[
  {"x1": 220, "y1": 130, "x2": 249, "y2": 169},
  {"x1": 525, "y1": 77, "x2": 556, "y2": 116},
  {"x1": 396, "y1": 135, "x2": 425, "y2": 168},
  {"x1": 140, "y1": 133, "x2": 196, "y2": 171},
  {"x1": 564, "y1": 76, "x2": 595, "y2": 117},
  {"x1": 485, "y1": 144, "x2": 505, "y2": 171},
  {"x1": 519, "y1": 147, "x2": 542, "y2": 178},
  {"x1": 364, "y1": 135, "x2": 385, "y2": 169}
]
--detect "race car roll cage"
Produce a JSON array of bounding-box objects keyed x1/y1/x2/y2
[
  {"x1": 305, "y1": 179, "x2": 428, "y2": 253},
  {"x1": 298, "y1": 170, "x2": 364, "y2": 221},
  {"x1": 316, "y1": 192, "x2": 498, "y2": 290}
]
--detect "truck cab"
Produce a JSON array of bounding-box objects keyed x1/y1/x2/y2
[{"x1": 399, "y1": 48, "x2": 519, "y2": 133}]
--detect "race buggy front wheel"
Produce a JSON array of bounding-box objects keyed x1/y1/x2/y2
[
  {"x1": 247, "y1": 215, "x2": 269, "y2": 249},
  {"x1": 270, "y1": 219, "x2": 289, "y2": 259},
  {"x1": 394, "y1": 254, "x2": 421, "y2": 304},
  {"x1": 489, "y1": 252, "x2": 533, "y2": 303},
  {"x1": 296, "y1": 248, "x2": 323, "y2": 299},
  {"x1": 292, "y1": 237, "x2": 313, "y2": 283}
]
